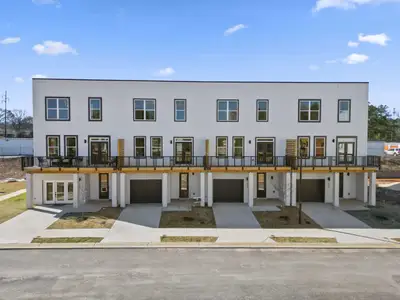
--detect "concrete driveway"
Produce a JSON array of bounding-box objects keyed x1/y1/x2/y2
[
  {"x1": 213, "y1": 203, "x2": 261, "y2": 229},
  {"x1": 302, "y1": 203, "x2": 370, "y2": 229}
]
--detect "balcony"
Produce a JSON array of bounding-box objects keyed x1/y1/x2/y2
[
  {"x1": 288, "y1": 156, "x2": 381, "y2": 169},
  {"x1": 21, "y1": 156, "x2": 119, "y2": 169}
]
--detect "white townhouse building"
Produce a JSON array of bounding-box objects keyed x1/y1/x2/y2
[{"x1": 23, "y1": 79, "x2": 380, "y2": 209}]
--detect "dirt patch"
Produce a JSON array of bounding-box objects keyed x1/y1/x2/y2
[
  {"x1": 0, "y1": 181, "x2": 25, "y2": 196},
  {"x1": 160, "y1": 236, "x2": 218, "y2": 243},
  {"x1": 159, "y1": 207, "x2": 216, "y2": 228},
  {"x1": 31, "y1": 237, "x2": 103, "y2": 243},
  {"x1": 0, "y1": 157, "x2": 25, "y2": 181},
  {"x1": 0, "y1": 193, "x2": 27, "y2": 224},
  {"x1": 271, "y1": 236, "x2": 337, "y2": 243},
  {"x1": 253, "y1": 207, "x2": 320, "y2": 228}
]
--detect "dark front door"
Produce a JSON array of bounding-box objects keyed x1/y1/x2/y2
[
  {"x1": 256, "y1": 140, "x2": 274, "y2": 164},
  {"x1": 213, "y1": 179, "x2": 244, "y2": 202},
  {"x1": 90, "y1": 141, "x2": 109, "y2": 165},
  {"x1": 179, "y1": 173, "x2": 189, "y2": 198},
  {"x1": 130, "y1": 180, "x2": 162, "y2": 203},
  {"x1": 99, "y1": 173, "x2": 109, "y2": 199},
  {"x1": 337, "y1": 142, "x2": 355, "y2": 164},
  {"x1": 296, "y1": 179, "x2": 325, "y2": 202},
  {"x1": 339, "y1": 173, "x2": 344, "y2": 198},
  {"x1": 257, "y1": 173, "x2": 266, "y2": 198},
  {"x1": 175, "y1": 140, "x2": 193, "y2": 164}
]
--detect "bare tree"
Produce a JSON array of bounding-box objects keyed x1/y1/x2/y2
[
  {"x1": 10, "y1": 110, "x2": 31, "y2": 137},
  {"x1": 0, "y1": 108, "x2": 14, "y2": 124}
]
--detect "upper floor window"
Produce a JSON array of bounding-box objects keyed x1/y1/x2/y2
[
  {"x1": 89, "y1": 98, "x2": 102, "y2": 121},
  {"x1": 133, "y1": 99, "x2": 156, "y2": 121},
  {"x1": 174, "y1": 99, "x2": 186, "y2": 122},
  {"x1": 298, "y1": 136, "x2": 310, "y2": 158},
  {"x1": 151, "y1": 137, "x2": 162, "y2": 158},
  {"x1": 256, "y1": 100, "x2": 269, "y2": 122},
  {"x1": 46, "y1": 135, "x2": 60, "y2": 157},
  {"x1": 134, "y1": 136, "x2": 146, "y2": 157},
  {"x1": 314, "y1": 136, "x2": 326, "y2": 158},
  {"x1": 217, "y1": 99, "x2": 239, "y2": 122},
  {"x1": 233, "y1": 136, "x2": 244, "y2": 158},
  {"x1": 64, "y1": 135, "x2": 78, "y2": 157},
  {"x1": 216, "y1": 136, "x2": 228, "y2": 157},
  {"x1": 298, "y1": 100, "x2": 321, "y2": 122},
  {"x1": 338, "y1": 99, "x2": 351, "y2": 122},
  {"x1": 46, "y1": 97, "x2": 70, "y2": 121}
]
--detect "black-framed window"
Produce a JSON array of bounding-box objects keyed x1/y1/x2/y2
[
  {"x1": 64, "y1": 135, "x2": 78, "y2": 157},
  {"x1": 338, "y1": 99, "x2": 351, "y2": 122},
  {"x1": 256, "y1": 100, "x2": 269, "y2": 122},
  {"x1": 45, "y1": 97, "x2": 70, "y2": 121},
  {"x1": 217, "y1": 99, "x2": 239, "y2": 122},
  {"x1": 298, "y1": 136, "x2": 310, "y2": 158},
  {"x1": 134, "y1": 136, "x2": 146, "y2": 157},
  {"x1": 314, "y1": 136, "x2": 326, "y2": 158},
  {"x1": 174, "y1": 99, "x2": 186, "y2": 122},
  {"x1": 233, "y1": 136, "x2": 244, "y2": 158},
  {"x1": 298, "y1": 100, "x2": 321, "y2": 122},
  {"x1": 46, "y1": 135, "x2": 60, "y2": 157},
  {"x1": 89, "y1": 98, "x2": 102, "y2": 121},
  {"x1": 151, "y1": 137, "x2": 163, "y2": 158},
  {"x1": 216, "y1": 136, "x2": 228, "y2": 157},
  {"x1": 133, "y1": 99, "x2": 156, "y2": 121}
]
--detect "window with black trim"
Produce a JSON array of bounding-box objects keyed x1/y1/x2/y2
[
  {"x1": 89, "y1": 98, "x2": 102, "y2": 121},
  {"x1": 338, "y1": 99, "x2": 351, "y2": 122},
  {"x1": 217, "y1": 100, "x2": 239, "y2": 122},
  {"x1": 133, "y1": 99, "x2": 156, "y2": 121},
  {"x1": 233, "y1": 137, "x2": 244, "y2": 158},
  {"x1": 298, "y1": 100, "x2": 321, "y2": 122},
  {"x1": 216, "y1": 137, "x2": 228, "y2": 157},
  {"x1": 46, "y1": 97, "x2": 70, "y2": 121},
  {"x1": 257, "y1": 100, "x2": 269, "y2": 122},
  {"x1": 47, "y1": 136, "x2": 60, "y2": 157},
  {"x1": 64, "y1": 136, "x2": 77, "y2": 157},
  {"x1": 298, "y1": 136, "x2": 310, "y2": 158},
  {"x1": 314, "y1": 136, "x2": 326, "y2": 158},
  {"x1": 174, "y1": 99, "x2": 186, "y2": 122},
  {"x1": 134, "y1": 137, "x2": 146, "y2": 157},
  {"x1": 151, "y1": 137, "x2": 162, "y2": 158}
]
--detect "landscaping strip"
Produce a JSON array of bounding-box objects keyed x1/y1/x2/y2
[
  {"x1": 31, "y1": 237, "x2": 103, "y2": 243},
  {"x1": 0, "y1": 193, "x2": 27, "y2": 224},
  {"x1": 0, "y1": 181, "x2": 25, "y2": 196},
  {"x1": 271, "y1": 237, "x2": 337, "y2": 243},
  {"x1": 160, "y1": 236, "x2": 218, "y2": 243},
  {"x1": 253, "y1": 207, "x2": 320, "y2": 229},
  {"x1": 159, "y1": 207, "x2": 216, "y2": 228}
]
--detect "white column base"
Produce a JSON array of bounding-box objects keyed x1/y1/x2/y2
[
  {"x1": 333, "y1": 172, "x2": 340, "y2": 207},
  {"x1": 111, "y1": 173, "x2": 118, "y2": 207},
  {"x1": 162, "y1": 173, "x2": 168, "y2": 208},
  {"x1": 207, "y1": 172, "x2": 213, "y2": 207},
  {"x1": 73, "y1": 173, "x2": 79, "y2": 208},
  {"x1": 368, "y1": 172, "x2": 376, "y2": 206},
  {"x1": 200, "y1": 172, "x2": 206, "y2": 207},
  {"x1": 120, "y1": 173, "x2": 126, "y2": 208},
  {"x1": 26, "y1": 173, "x2": 33, "y2": 209},
  {"x1": 248, "y1": 172, "x2": 254, "y2": 207}
]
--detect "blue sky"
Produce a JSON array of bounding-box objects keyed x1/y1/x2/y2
[{"x1": 1, "y1": 0, "x2": 400, "y2": 115}]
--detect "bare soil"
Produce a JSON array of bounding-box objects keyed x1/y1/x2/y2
[{"x1": 0, "y1": 158, "x2": 25, "y2": 181}]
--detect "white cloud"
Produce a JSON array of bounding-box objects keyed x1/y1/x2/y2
[
  {"x1": 14, "y1": 77, "x2": 24, "y2": 83},
  {"x1": 32, "y1": 74, "x2": 47, "y2": 78},
  {"x1": 224, "y1": 24, "x2": 247, "y2": 36},
  {"x1": 313, "y1": 0, "x2": 400, "y2": 12},
  {"x1": 358, "y1": 33, "x2": 390, "y2": 46},
  {"x1": 348, "y1": 41, "x2": 359, "y2": 47},
  {"x1": 0, "y1": 37, "x2": 21, "y2": 45},
  {"x1": 344, "y1": 53, "x2": 369, "y2": 64},
  {"x1": 32, "y1": 41, "x2": 77, "y2": 55},
  {"x1": 309, "y1": 64, "x2": 320, "y2": 71},
  {"x1": 156, "y1": 67, "x2": 175, "y2": 77}
]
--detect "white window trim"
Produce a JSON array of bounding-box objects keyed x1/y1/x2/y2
[
  {"x1": 299, "y1": 100, "x2": 321, "y2": 122},
  {"x1": 216, "y1": 137, "x2": 228, "y2": 157},
  {"x1": 46, "y1": 97, "x2": 70, "y2": 121},
  {"x1": 65, "y1": 136, "x2": 77, "y2": 157},
  {"x1": 47, "y1": 136, "x2": 60, "y2": 157},
  {"x1": 150, "y1": 137, "x2": 163, "y2": 158},
  {"x1": 44, "y1": 181, "x2": 74, "y2": 204},
  {"x1": 133, "y1": 99, "x2": 156, "y2": 121},
  {"x1": 233, "y1": 137, "x2": 244, "y2": 157},
  {"x1": 174, "y1": 99, "x2": 186, "y2": 122},
  {"x1": 134, "y1": 136, "x2": 146, "y2": 158},
  {"x1": 217, "y1": 99, "x2": 239, "y2": 122},
  {"x1": 256, "y1": 99, "x2": 269, "y2": 122},
  {"x1": 338, "y1": 99, "x2": 351, "y2": 122},
  {"x1": 89, "y1": 98, "x2": 102, "y2": 121}
]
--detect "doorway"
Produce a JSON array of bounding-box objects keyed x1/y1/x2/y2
[
  {"x1": 89, "y1": 137, "x2": 110, "y2": 165},
  {"x1": 44, "y1": 181, "x2": 74, "y2": 204},
  {"x1": 337, "y1": 140, "x2": 355, "y2": 164},
  {"x1": 99, "y1": 173, "x2": 109, "y2": 199},
  {"x1": 179, "y1": 173, "x2": 189, "y2": 198},
  {"x1": 339, "y1": 173, "x2": 344, "y2": 198},
  {"x1": 256, "y1": 138, "x2": 274, "y2": 164},
  {"x1": 174, "y1": 137, "x2": 193, "y2": 164},
  {"x1": 257, "y1": 173, "x2": 266, "y2": 198}
]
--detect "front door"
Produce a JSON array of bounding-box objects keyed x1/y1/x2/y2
[
  {"x1": 44, "y1": 181, "x2": 74, "y2": 204},
  {"x1": 174, "y1": 138, "x2": 193, "y2": 164},
  {"x1": 99, "y1": 173, "x2": 109, "y2": 199},
  {"x1": 257, "y1": 173, "x2": 266, "y2": 198},
  {"x1": 179, "y1": 173, "x2": 189, "y2": 198},
  {"x1": 90, "y1": 137, "x2": 109, "y2": 165},
  {"x1": 256, "y1": 138, "x2": 274, "y2": 164},
  {"x1": 338, "y1": 141, "x2": 355, "y2": 164},
  {"x1": 339, "y1": 173, "x2": 344, "y2": 198}
]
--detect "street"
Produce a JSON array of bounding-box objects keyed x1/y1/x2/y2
[{"x1": 0, "y1": 249, "x2": 400, "y2": 299}]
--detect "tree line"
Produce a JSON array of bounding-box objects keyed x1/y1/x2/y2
[
  {"x1": 369, "y1": 103, "x2": 400, "y2": 142},
  {"x1": 0, "y1": 108, "x2": 33, "y2": 138}
]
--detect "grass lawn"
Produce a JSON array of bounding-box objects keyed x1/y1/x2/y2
[
  {"x1": 391, "y1": 238, "x2": 400, "y2": 242},
  {"x1": 0, "y1": 193, "x2": 27, "y2": 224},
  {"x1": 47, "y1": 207, "x2": 122, "y2": 229},
  {"x1": 253, "y1": 207, "x2": 320, "y2": 228},
  {"x1": 31, "y1": 237, "x2": 103, "y2": 243},
  {"x1": 160, "y1": 235, "x2": 218, "y2": 243},
  {"x1": 159, "y1": 207, "x2": 216, "y2": 228},
  {"x1": 0, "y1": 181, "x2": 26, "y2": 196},
  {"x1": 271, "y1": 236, "x2": 337, "y2": 243}
]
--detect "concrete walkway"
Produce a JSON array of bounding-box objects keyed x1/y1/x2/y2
[
  {"x1": 0, "y1": 189, "x2": 26, "y2": 202},
  {"x1": 213, "y1": 203, "x2": 261, "y2": 229}
]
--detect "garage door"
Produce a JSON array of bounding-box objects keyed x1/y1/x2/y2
[
  {"x1": 296, "y1": 179, "x2": 325, "y2": 202},
  {"x1": 130, "y1": 180, "x2": 162, "y2": 204},
  {"x1": 213, "y1": 179, "x2": 244, "y2": 203}
]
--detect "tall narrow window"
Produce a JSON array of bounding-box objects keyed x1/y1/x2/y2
[
  {"x1": 217, "y1": 100, "x2": 239, "y2": 122},
  {"x1": 314, "y1": 136, "x2": 326, "y2": 158},
  {"x1": 174, "y1": 99, "x2": 186, "y2": 122},
  {"x1": 133, "y1": 99, "x2": 156, "y2": 121},
  {"x1": 151, "y1": 137, "x2": 163, "y2": 158},
  {"x1": 64, "y1": 135, "x2": 78, "y2": 157},
  {"x1": 216, "y1": 137, "x2": 228, "y2": 157},
  {"x1": 89, "y1": 97, "x2": 102, "y2": 121},
  {"x1": 233, "y1": 136, "x2": 244, "y2": 158},
  {"x1": 298, "y1": 100, "x2": 321, "y2": 122},
  {"x1": 298, "y1": 136, "x2": 310, "y2": 158},
  {"x1": 46, "y1": 135, "x2": 60, "y2": 157},
  {"x1": 256, "y1": 100, "x2": 269, "y2": 122},
  {"x1": 134, "y1": 137, "x2": 146, "y2": 157},
  {"x1": 338, "y1": 99, "x2": 351, "y2": 122},
  {"x1": 45, "y1": 97, "x2": 70, "y2": 121}
]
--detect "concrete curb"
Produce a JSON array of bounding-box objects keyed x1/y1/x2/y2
[{"x1": 1, "y1": 242, "x2": 400, "y2": 250}]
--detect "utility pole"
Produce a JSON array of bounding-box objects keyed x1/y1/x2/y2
[{"x1": 2, "y1": 91, "x2": 9, "y2": 138}]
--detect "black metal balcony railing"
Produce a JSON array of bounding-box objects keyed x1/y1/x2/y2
[
  {"x1": 209, "y1": 156, "x2": 288, "y2": 167},
  {"x1": 21, "y1": 156, "x2": 119, "y2": 169},
  {"x1": 293, "y1": 156, "x2": 381, "y2": 168},
  {"x1": 119, "y1": 156, "x2": 205, "y2": 168}
]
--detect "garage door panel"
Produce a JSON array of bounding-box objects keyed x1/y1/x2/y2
[
  {"x1": 130, "y1": 180, "x2": 162, "y2": 203},
  {"x1": 296, "y1": 179, "x2": 325, "y2": 202},
  {"x1": 213, "y1": 179, "x2": 243, "y2": 203}
]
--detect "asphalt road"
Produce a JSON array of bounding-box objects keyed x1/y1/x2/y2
[{"x1": 0, "y1": 249, "x2": 400, "y2": 299}]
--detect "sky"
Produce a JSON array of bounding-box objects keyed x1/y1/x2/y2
[{"x1": 1, "y1": 0, "x2": 400, "y2": 115}]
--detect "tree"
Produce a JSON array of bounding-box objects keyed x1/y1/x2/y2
[
  {"x1": 9, "y1": 110, "x2": 32, "y2": 137},
  {"x1": 368, "y1": 103, "x2": 400, "y2": 142},
  {"x1": 0, "y1": 108, "x2": 14, "y2": 124}
]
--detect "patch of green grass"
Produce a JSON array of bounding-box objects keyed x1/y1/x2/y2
[
  {"x1": 253, "y1": 207, "x2": 320, "y2": 229},
  {"x1": 271, "y1": 236, "x2": 337, "y2": 243},
  {"x1": 160, "y1": 235, "x2": 218, "y2": 243},
  {"x1": 0, "y1": 181, "x2": 26, "y2": 196},
  {"x1": 159, "y1": 207, "x2": 216, "y2": 228},
  {"x1": 31, "y1": 237, "x2": 103, "y2": 243},
  {"x1": 0, "y1": 193, "x2": 27, "y2": 224}
]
